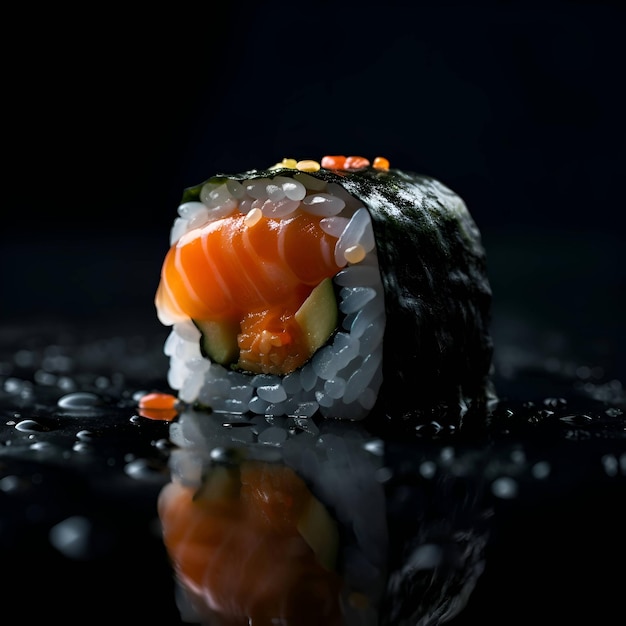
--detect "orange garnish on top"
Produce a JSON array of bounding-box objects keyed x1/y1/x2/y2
[
  {"x1": 372, "y1": 156, "x2": 390, "y2": 171},
  {"x1": 320, "y1": 155, "x2": 389, "y2": 171},
  {"x1": 321, "y1": 155, "x2": 347, "y2": 169},
  {"x1": 343, "y1": 156, "x2": 370, "y2": 169}
]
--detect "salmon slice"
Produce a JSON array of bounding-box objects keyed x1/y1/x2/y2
[{"x1": 155, "y1": 210, "x2": 342, "y2": 374}]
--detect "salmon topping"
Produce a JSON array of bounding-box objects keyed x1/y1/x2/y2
[{"x1": 156, "y1": 210, "x2": 342, "y2": 375}]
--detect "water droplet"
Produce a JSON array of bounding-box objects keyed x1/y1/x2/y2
[
  {"x1": 34, "y1": 370, "x2": 57, "y2": 385},
  {"x1": 57, "y1": 392, "x2": 104, "y2": 410},
  {"x1": 124, "y1": 458, "x2": 166, "y2": 481},
  {"x1": 415, "y1": 421, "x2": 444, "y2": 436},
  {"x1": 154, "y1": 438, "x2": 174, "y2": 451},
  {"x1": 4, "y1": 378, "x2": 27, "y2": 394},
  {"x1": 511, "y1": 449, "x2": 526, "y2": 464},
  {"x1": 76, "y1": 430, "x2": 95, "y2": 442},
  {"x1": 419, "y1": 460, "x2": 437, "y2": 479},
  {"x1": 0, "y1": 475, "x2": 23, "y2": 493},
  {"x1": 14, "y1": 349, "x2": 36, "y2": 368},
  {"x1": 49, "y1": 516, "x2": 92, "y2": 560},
  {"x1": 491, "y1": 476, "x2": 518, "y2": 499},
  {"x1": 42, "y1": 353, "x2": 73, "y2": 373},
  {"x1": 57, "y1": 376, "x2": 76, "y2": 392},
  {"x1": 440, "y1": 446, "x2": 454, "y2": 463},
  {"x1": 559, "y1": 414, "x2": 593, "y2": 424},
  {"x1": 601, "y1": 454, "x2": 619, "y2": 477},
  {"x1": 543, "y1": 397, "x2": 567, "y2": 408},
  {"x1": 209, "y1": 447, "x2": 242, "y2": 465},
  {"x1": 531, "y1": 461, "x2": 551, "y2": 479},
  {"x1": 15, "y1": 419, "x2": 47, "y2": 433},
  {"x1": 30, "y1": 441, "x2": 53, "y2": 451}
]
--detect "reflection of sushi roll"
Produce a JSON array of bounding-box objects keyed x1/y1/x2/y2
[
  {"x1": 155, "y1": 156, "x2": 494, "y2": 421},
  {"x1": 159, "y1": 408, "x2": 388, "y2": 625},
  {"x1": 158, "y1": 409, "x2": 491, "y2": 625},
  {"x1": 159, "y1": 459, "x2": 345, "y2": 625}
]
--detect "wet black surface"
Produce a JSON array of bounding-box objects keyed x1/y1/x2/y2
[{"x1": 0, "y1": 308, "x2": 624, "y2": 624}]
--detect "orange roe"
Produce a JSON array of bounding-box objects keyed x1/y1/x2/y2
[
  {"x1": 138, "y1": 392, "x2": 179, "y2": 421},
  {"x1": 344, "y1": 156, "x2": 370, "y2": 169},
  {"x1": 321, "y1": 155, "x2": 347, "y2": 169},
  {"x1": 373, "y1": 156, "x2": 390, "y2": 171},
  {"x1": 286, "y1": 156, "x2": 389, "y2": 172}
]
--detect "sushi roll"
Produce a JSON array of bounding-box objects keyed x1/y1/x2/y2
[{"x1": 155, "y1": 156, "x2": 495, "y2": 422}]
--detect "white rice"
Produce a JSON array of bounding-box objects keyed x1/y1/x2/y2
[{"x1": 164, "y1": 172, "x2": 386, "y2": 421}]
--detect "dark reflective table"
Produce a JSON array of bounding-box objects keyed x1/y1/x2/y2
[{"x1": 0, "y1": 303, "x2": 624, "y2": 624}]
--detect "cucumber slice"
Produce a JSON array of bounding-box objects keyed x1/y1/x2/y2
[
  {"x1": 294, "y1": 278, "x2": 338, "y2": 356},
  {"x1": 194, "y1": 318, "x2": 240, "y2": 366}
]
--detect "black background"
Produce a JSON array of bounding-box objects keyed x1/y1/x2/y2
[
  {"x1": 3, "y1": 0, "x2": 625, "y2": 380},
  {"x1": 1, "y1": 3, "x2": 626, "y2": 623}
]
